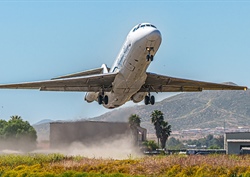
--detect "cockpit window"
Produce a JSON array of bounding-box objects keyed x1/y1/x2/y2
[
  {"x1": 151, "y1": 25, "x2": 156, "y2": 28},
  {"x1": 133, "y1": 24, "x2": 140, "y2": 32},
  {"x1": 132, "y1": 24, "x2": 157, "y2": 32}
]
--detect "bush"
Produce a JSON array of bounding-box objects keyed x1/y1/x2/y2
[{"x1": 0, "y1": 116, "x2": 37, "y2": 151}]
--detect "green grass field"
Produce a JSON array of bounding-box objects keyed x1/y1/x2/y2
[{"x1": 1, "y1": 154, "x2": 250, "y2": 176}]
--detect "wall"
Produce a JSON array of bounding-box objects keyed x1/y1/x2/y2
[
  {"x1": 225, "y1": 132, "x2": 250, "y2": 154},
  {"x1": 50, "y1": 121, "x2": 133, "y2": 148}
]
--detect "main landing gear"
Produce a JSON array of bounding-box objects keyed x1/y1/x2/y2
[
  {"x1": 144, "y1": 93, "x2": 155, "y2": 105},
  {"x1": 98, "y1": 94, "x2": 108, "y2": 105},
  {"x1": 146, "y1": 47, "x2": 154, "y2": 61}
]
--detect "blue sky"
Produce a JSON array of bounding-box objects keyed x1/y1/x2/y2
[{"x1": 0, "y1": 1, "x2": 249, "y2": 124}]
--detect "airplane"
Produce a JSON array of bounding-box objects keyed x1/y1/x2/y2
[{"x1": 0, "y1": 23, "x2": 247, "y2": 109}]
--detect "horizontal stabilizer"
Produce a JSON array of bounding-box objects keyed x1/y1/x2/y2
[{"x1": 51, "y1": 64, "x2": 110, "y2": 80}]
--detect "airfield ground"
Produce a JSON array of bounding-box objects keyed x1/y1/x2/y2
[{"x1": 1, "y1": 154, "x2": 250, "y2": 176}]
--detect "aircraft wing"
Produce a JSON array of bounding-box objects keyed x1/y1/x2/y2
[
  {"x1": 139, "y1": 72, "x2": 248, "y2": 92},
  {"x1": 0, "y1": 73, "x2": 117, "y2": 92}
]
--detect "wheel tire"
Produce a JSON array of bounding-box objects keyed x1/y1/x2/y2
[
  {"x1": 144, "y1": 95, "x2": 150, "y2": 105},
  {"x1": 103, "y1": 95, "x2": 108, "y2": 105},
  {"x1": 150, "y1": 55, "x2": 154, "y2": 61},
  {"x1": 146, "y1": 55, "x2": 150, "y2": 61},
  {"x1": 98, "y1": 95, "x2": 103, "y2": 105},
  {"x1": 150, "y1": 95, "x2": 155, "y2": 105}
]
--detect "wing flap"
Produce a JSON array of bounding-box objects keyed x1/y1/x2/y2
[{"x1": 140, "y1": 72, "x2": 247, "y2": 92}]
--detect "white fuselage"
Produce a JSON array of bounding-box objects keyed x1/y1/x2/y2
[{"x1": 87, "y1": 23, "x2": 162, "y2": 108}]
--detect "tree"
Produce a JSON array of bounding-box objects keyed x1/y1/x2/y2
[
  {"x1": 128, "y1": 114, "x2": 141, "y2": 144},
  {"x1": 151, "y1": 110, "x2": 164, "y2": 146},
  {"x1": 0, "y1": 115, "x2": 37, "y2": 151},
  {"x1": 184, "y1": 134, "x2": 224, "y2": 149},
  {"x1": 128, "y1": 114, "x2": 141, "y2": 127},
  {"x1": 160, "y1": 121, "x2": 172, "y2": 149},
  {"x1": 143, "y1": 140, "x2": 159, "y2": 151},
  {"x1": 151, "y1": 110, "x2": 171, "y2": 149},
  {"x1": 166, "y1": 137, "x2": 186, "y2": 150},
  {"x1": 0, "y1": 120, "x2": 7, "y2": 140},
  {"x1": 10, "y1": 115, "x2": 22, "y2": 121}
]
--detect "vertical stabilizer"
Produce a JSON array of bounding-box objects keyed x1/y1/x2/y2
[{"x1": 101, "y1": 64, "x2": 109, "y2": 73}]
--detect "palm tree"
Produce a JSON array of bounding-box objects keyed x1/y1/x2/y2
[
  {"x1": 151, "y1": 110, "x2": 172, "y2": 149},
  {"x1": 128, "y1": 114, "x2": 141, "y2": 143},
  {"x1": 128, "y1": 114, "x2": 141, "y2": 127},
  {"x1": 10, "y1": 115, "x2": 22, "y2": 121},
  {"x1": 151, "y1": 110, "x2": 164, "y2": 147},
  {"x1": 160, "y1": 120, "x2": 171, "y2": 149}
]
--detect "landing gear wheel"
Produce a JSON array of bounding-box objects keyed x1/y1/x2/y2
[
  {"x1": 103, "y1": 95, "x2": 109, "y2": 105},
  {"x1": 144, "y1": 95, "x2": 150, "y2": 105},
  {"x1": 144, "y1": 94, "x2": 155, "y2": 105},
  {"x1": 98, "y1": 95, "x2": 103, "y2": 105},
  {"x1": 150, "y1": 95, "x2": 155, "y2": 105},
  {"x1": 150, "y1": 55, "x2": 154, "y2": 61},
  {"x1": 146, "y1": 55, "x2": 150, "y2": 61}
]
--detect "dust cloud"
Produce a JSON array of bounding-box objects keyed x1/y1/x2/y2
[
  {"x1": 0, "y1": 134, "x2": 143, "y2": 160},
  {"x1": 62, "y1": 135, "x2": 142, "y2": 159},
  {"x1": 32, "y1": 134, "x2": 143, "y2": 160}
]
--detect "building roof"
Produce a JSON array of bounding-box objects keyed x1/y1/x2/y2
[
  {"x1": 227, "y1": 139, "x2": 250, "y2": 143},
  {"x1": 50, "y1": 120, "x2": 129, "y2": 125},
  {"x1": 225, "y1": 132, "x2": 250, "y2": 135}
]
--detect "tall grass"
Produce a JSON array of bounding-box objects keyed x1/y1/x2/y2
[{"x1": 1, "y1": 154, "x2": 250, "y2": 176}]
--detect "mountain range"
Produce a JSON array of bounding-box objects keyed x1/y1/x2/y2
[{"x1": 33, "y1": 88, "x2": 250, "y2": 141}]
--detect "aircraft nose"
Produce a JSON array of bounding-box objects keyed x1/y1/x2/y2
[{"x1": 147, "y1": 29, "x2": 161, "y2": 41}]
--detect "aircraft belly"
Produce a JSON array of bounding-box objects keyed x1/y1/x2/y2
[{"x1": 104, "y1": 33, "x2": 162, "y2": 109}]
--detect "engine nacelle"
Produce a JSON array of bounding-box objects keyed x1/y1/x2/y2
[
  {"x1": 84, "y1": 92, "x2": 98, "y2": 103},
  {"x1": 131, "y1": 92, "x2": 147, "y2": 103}
]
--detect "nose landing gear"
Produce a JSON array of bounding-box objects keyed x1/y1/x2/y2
[
  {"x1": 144, "y1": 93, "x2": 155, "y2": 105},
  {"x1": 146, "y1": 47, "x2": 154, "y2": 61}
]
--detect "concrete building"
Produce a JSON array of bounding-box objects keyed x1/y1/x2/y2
[
  {"x1": 224, "y1": 132, "x2": 250, "y2": 154},
  {"x1": 50, "y1": 121, "x2": 147, "y2": 148}
]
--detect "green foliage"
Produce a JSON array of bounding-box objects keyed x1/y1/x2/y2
[
  {"x1": 166, "y1": 137, "x2": 186, "y2": 150},
  {"x1": 0, "y1": 120, "x2": 7, "y2": 138},
  {"x1": 185, "y1": 134, "x2": 224, "y2": 149},
  {"x1": 128, "y1": 114, "x2": 141, "y2": 127},
  {"x1": 0, "y1": 153, "x2": 65, "y2": 166},
  {"x1": 0, "y1": 115, "x2": 37, "y2": 151},
  {"x1": 150, "y1": 110, "x2": 171, "y2": 149},
  {"x1": 142, "y1": 140, "x2": 159, "y2": 151},
  {"x1": 128, "y1": 114, "x2": 141, "y2": 144}
]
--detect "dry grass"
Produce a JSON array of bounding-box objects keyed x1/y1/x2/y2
[
  {"x1": 1, "y1": 154, "x2": 250, "y2": 176},
  {"x1": 51, "y1": 155, "x2": 250, "y2": 176}
]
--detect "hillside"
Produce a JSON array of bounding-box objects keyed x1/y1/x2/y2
[
  {"x1": 91, "y1": 90, "x2": 250, "y2": 132},
  {"x1": 33, "y1": 122, "x2": 50, "y2": 141},
  {"x1": 33, "y1": 89, "x2": 250, "y2": 140}
]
